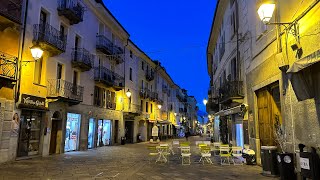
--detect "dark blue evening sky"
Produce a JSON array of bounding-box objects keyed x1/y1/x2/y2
[{"x1": 104, "y1": 0, "x2": 217, "y2": 111}]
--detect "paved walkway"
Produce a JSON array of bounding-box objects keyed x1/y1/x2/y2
[{"x1": 0, "y1": 136, "x2": 276, "y2": 180}]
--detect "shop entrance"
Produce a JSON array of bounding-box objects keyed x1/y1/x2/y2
[
  {"x1": 125, "y1": 121, "x2": 134, "y2": 143},
  {"x1": 65, "y1": 113, "x2": 81, "y2": 152},
  {"x1": 257, "y1": 83, "x2": 281, "y2": 146},
  {"x1": 97, "y1": 119, "x2": 111, "y2": 146},
  {"x1": 88, "y1": 118, "x2": 95, "y2": 149},
  {"x1": 50, "y1": 111, "x2": 62, "y2": 154},
  {"x1": 17, "y1": 110, "x2": 42, "y2": 157}
]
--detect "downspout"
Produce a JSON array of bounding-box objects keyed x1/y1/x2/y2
[{"x1": 15, "y1": 0, "x2": 29, "y2": 104}]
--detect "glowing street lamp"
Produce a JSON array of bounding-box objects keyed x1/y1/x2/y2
[
  {"x1": 30, "y1": 44, "x2": 44, "y2": 60},
  {"x1": 203, "y1": 98, "x2": 208, "y2": 105},
  {"x1": 257, "y1": 0, "x2": 275, "y2": 24},
  {"x1": 174, "y1": 113, "x2": 177, "y2": 116},
  {"x1": 126, "y1": 89, "x2": 131, "y2": 98},
  {"x1": 157, "y1": 104, "x2": 162, "y2": 109},
  {"x1": 208, "y1": 115, "x2": 212, "y2": 119}
]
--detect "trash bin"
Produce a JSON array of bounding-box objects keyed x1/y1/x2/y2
[
  {"x1": 121, "y1": 137, "x2": 126, "y2": 145},
  {"x1": 242, "y1": 148, "x2": 256, "y2": 165},
  {"x1": 261, "y1": 146, "x2": 279, "y2": 176},
  {"x1": 277, "y1": 153, "x2": 295, "y2": 180}
]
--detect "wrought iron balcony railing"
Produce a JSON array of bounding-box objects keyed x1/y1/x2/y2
[
  {"x1": 145, "y1": 71, "x2": 154, "y2": 81},
  {"x1": 139, "y1": 88, "x2": 151, "y2": 99},
  {"x1": 150, "y1": 92, "x2": 158, "y2": 101},
  {"x1": 71, "y1": 48, "x2": 94, "y2": 71},
  {"x1": 0, "y1": 51, "x2": 17, "y2": 81},
  {"x1": 219, "y1": 80, "x2": 244, "y2": 102},
  {"x1": 112, "y1": 46, "x2": 124, "y2": 64},
  {"x1": 47, "y1": 79, "x2": 84, "y2": 103},
  {"x1": 96, "y1": 35, "x2": 113, "y2": 55},
  {"x1": 33, "y1": 24, "x2": 67, "y2": 55},
  {"x1": 94, "y1": 66, "x2": 124, "y2": 90},
  {"x1": 57, "y1": 0, "x2": 84, "y2": 25},
  {"x1": 206, "y1": 98, "x2": 219, "y2": 113},
  {"x1": 0, "y1": 0, "x2": 22, "y2": 24}
]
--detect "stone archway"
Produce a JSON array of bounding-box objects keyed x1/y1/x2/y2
[{"x1": 49, "y1": 111, "x2": 62, "y2": 154}]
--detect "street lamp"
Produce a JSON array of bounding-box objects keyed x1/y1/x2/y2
[
  {"x1": 157, "y1": 104, "x2": 162, "y2": 109},
  {"x1": 208, "y1": 115, "x2": 212, "y2": 119},
  {"x1": 126, "y1": 89, "x2": 131, "y2": 110},
  {"x1": 203, "y1": 98, "x2": 208, "y2": 105},
  {"x1": 174, "y1": 113, "x2": 177, "y2": 116},
  {"x1": 30, "y1": 44, "x2": 44, "y2": 60},
  {"x1": 257, "y1": 0, "x2": 275, "y2": 24}
]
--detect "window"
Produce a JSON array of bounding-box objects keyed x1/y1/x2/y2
[
  {"x1": 94, "y1": 86, "x2": 101, "y2": 106},
  {"x1": 231, "y1": 58, "x2": 238, "y2": 81},
  {"x1": 40, "y1": 10, "x2": 47, "y2": 25},
  {"x1": 75, "y1": 35, "x2": 81, "y2": 49},
  {"x1": 60, "y1": 25, "x2": 65, "y2": 39},
  {"x1": 34, "y1": 58, "x2": 43, "y2": 84},
  {"x1": 57, "y1": 63, "x2": 63, "y2": 79},
  {"x1": 130, "y1": 50, "x2": 133, "y2": 58},
  {"x1": 141, "y1": 80, "x2": 144, "y2": 89},
  {"x1": 146, "y1": 102, "x2": 149, "y2": 112},
  {"x1": 141, "y1": 100, "x2": 143, "y2": 112},
  {"x1": 129, "y1": 68, "x2": 132, "y2": 81},
  {"x1": 142, "y1": 61, "x2": 144, "y2": 70},
  {"x1": 151, "y1": 103, "x2": 153, "y2": 113},
  {"x1": 230, "y1": 11, "x2": 237, "y2": 37}
]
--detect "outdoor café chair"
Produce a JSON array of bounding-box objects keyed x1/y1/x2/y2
[
  {"x1": 211, "y1": 142, "x2": 221, "y2": 156},
  {"x1": 231, "y1": 146, "x2": 243, "y2": 165},
  {"x1": 147, "y1": 145, "x2": 159, "y2": 163},
  {"x1": 172, "y1": 140, "x2": 180, "y2": 154},
  {"x1": 220, "y1": 145, "x2": 231, "y2": 165},
  {"x1": 200, "y1": 146, "x2": 213, "y2": 165},
  {"x1": 180, "y1": 146, "x2": 191, "y2": 165},
  {"x1": 180, "y1": 142, "x2": 190, "y2": 147},
  {"x1": 156, "y1": 145, "x2": 170, "y2": 163}
]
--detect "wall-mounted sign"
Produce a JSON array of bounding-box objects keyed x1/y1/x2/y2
[{"x1": 20, "y1": 94, "x2": 46, "y2": 108}]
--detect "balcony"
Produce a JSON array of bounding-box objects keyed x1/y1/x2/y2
[
  {"x1": 96, "y1": 35, "x2": 113, "y2": 55},
  {"x1": 150, "y1": 92, "x2": 158, "y2": 101},
  {"x1": 71, "y1": 48, "x2": 94, "y2": 71},
  {"x1": 94, "y1": 66, "x2": 124, "y2": 91},
  {"x1": 206, "y1": 98, "x2": 219, "y2": 113},
  {"x1": 0, "y1": 0, "x2": 22, "y2": 24},
  {"x1": 139, "y1": 88, "x2": 151, "y2": 99},
  {"x1": 33, "y1": 24, "x2": 67, "y2": 56},
  {"x1": 106, "y1": 102, "x2": 116, "y2": 110},
  {"x1": 57, "y1": 0, "x2": 84, "y2": 25},
  {"x1": 0, "y1": 51, "x2": 17, "y2": 88},
  {"x1": 47, "y1": 79, "x2": 83, "y2": 104},
  {"x1": 145, "y1": 71, "x2": 154, "y2": 81},
  {"x1": 124, "y1": 104, "x2": 142, "y2": 115},
  {"x1": 112, "y1": 46, "x2": 124, "y2": 64},
  {"x1": 219, "y1": 80, "x2": 244, "y2": 104}
]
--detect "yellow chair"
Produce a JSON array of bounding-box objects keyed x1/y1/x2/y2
[
  {"x1": 220, "y1": 145, "x2": 231, "y2": 165},
  {"x1": 180, "y1": 142, "x2": 190, "y2": 147},
  {"x1": 200, "y1": 146, "x2": 213, "y2": 165},
  {"x1": 147, "y1": 146, "x2": 158, "y2": 163},
  {"x1": 180, "y1": 146, "x2": 191, "y2": 165},
  {"x1": 231, "y1": 146, "x2": 243, "y2": 165}
]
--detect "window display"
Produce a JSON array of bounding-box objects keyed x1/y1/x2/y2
[
  {"x1": 236, "y1": 124, "x2": 244, "y2": 147},
  {"x1": 97, "y1": 119, "x2": 111, "y2": 147},
  {"x1": 88, "y1": 118, "x2": 95, "y2": 149},
  {"x1": 17, "y1": 110, "x2": 42, "y2": 157},
  {"x1": 65, "y1": 113, "x2": 81, "y2": 152}
]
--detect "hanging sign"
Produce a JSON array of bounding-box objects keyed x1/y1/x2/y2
[{"x1": 21, "y1": 94, "x2": 46, "y2": 108}]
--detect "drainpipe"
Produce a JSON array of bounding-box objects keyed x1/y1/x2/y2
[{"x1": 15, "y1": 0, "x2": 29, "y2": 104}]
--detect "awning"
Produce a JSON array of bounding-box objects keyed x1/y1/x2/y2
[
  {"x1": 214, "y1": 104, "x2": 247, "y2": 117},
  {"x1": 158, "y1": 120, "x2": 171, "y2": 124},
  {"x1": 287, "y1": 49, "x2": 320, "y2": 73}
]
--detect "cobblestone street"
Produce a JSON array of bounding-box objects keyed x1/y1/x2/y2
[{"x1": 0, "y1": 136, "x2": 276, "y2": 180}]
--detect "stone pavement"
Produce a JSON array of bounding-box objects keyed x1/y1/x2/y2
[{"x1": 0, "y1": 136, "x2": 277, "y2": 180}]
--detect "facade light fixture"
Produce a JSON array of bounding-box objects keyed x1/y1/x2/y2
[
  {"x1": 157, "y1": 104, "x2": 162, "y2": 109},
  {"x1": 208, "y1": 115, "x2": 212, "y2": 119},
  {"x1": 257, "y1": 0, "x2": 275, "y2": 24},
  {"x1": 174, "y1": 113, "x2": 177, "y2": 116},
  {"x1": 126, "y1": 89, "x2": 131, "y2": 98},
  {"x1": 30, "y1": 44, "x2": 44, "y2": 60},
  {"x1": 203, "y1": 98, "x2": 208, "y2": 105}
]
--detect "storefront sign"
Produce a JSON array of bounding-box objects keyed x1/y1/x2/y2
[
  {"x1": 152, "y1": 126, "x2": 159, "y2": 137},
  {"x1": 300, "y1": 157, "x2": 310, "y2": 170},
  {"x1": 21, "y1": 94, "x2": 45, "y2": 108}
]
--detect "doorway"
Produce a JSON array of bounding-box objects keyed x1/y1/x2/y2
[
  {"x1": 125, "y1": 121, "x2": 134, "y2": 143},
  {"x1": 257, "y1": 83, "x2": 281, "y2": 146},
  {"x1": 88, "y1": 118, "x2": 95, "y2": 149},
  {"x1": 114, "y1": 120, "x2": 119, "y2": 144},
  {"x1": 97, "y1": 119, "x2": 112, "y2": 146},
  {"x1": 50, "y1": 111, "x2": 62, "y2": 154}
]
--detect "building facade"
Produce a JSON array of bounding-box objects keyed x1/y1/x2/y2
[
  {"x1": 0, "y1": 0, "x2": 197, "y2": 163},
  {"x1": 207, "y1": 0, "x2": 320, "y2": 166}
]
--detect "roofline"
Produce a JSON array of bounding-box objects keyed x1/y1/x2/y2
[
  {"x1": 95, "y1": 0, "x2": 130, "y2": 36},
  {"x1": 206, "y1": 0, "x2": 220, "y2": 76},
  {"x1": 128, "y1": 39, "x2": 156, "y2": 65}
]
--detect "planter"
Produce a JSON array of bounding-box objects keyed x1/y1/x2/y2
[{"x1": 277, "y1": 152, "x2": 296, "y2": 180}]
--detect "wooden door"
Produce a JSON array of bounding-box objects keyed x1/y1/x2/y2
[
  {"x1": 257, "y1": 89, "x2": 274, "y2": 146},
  {"x1": 49, "y1": 120, "x2": 58, "y2": 154}
]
